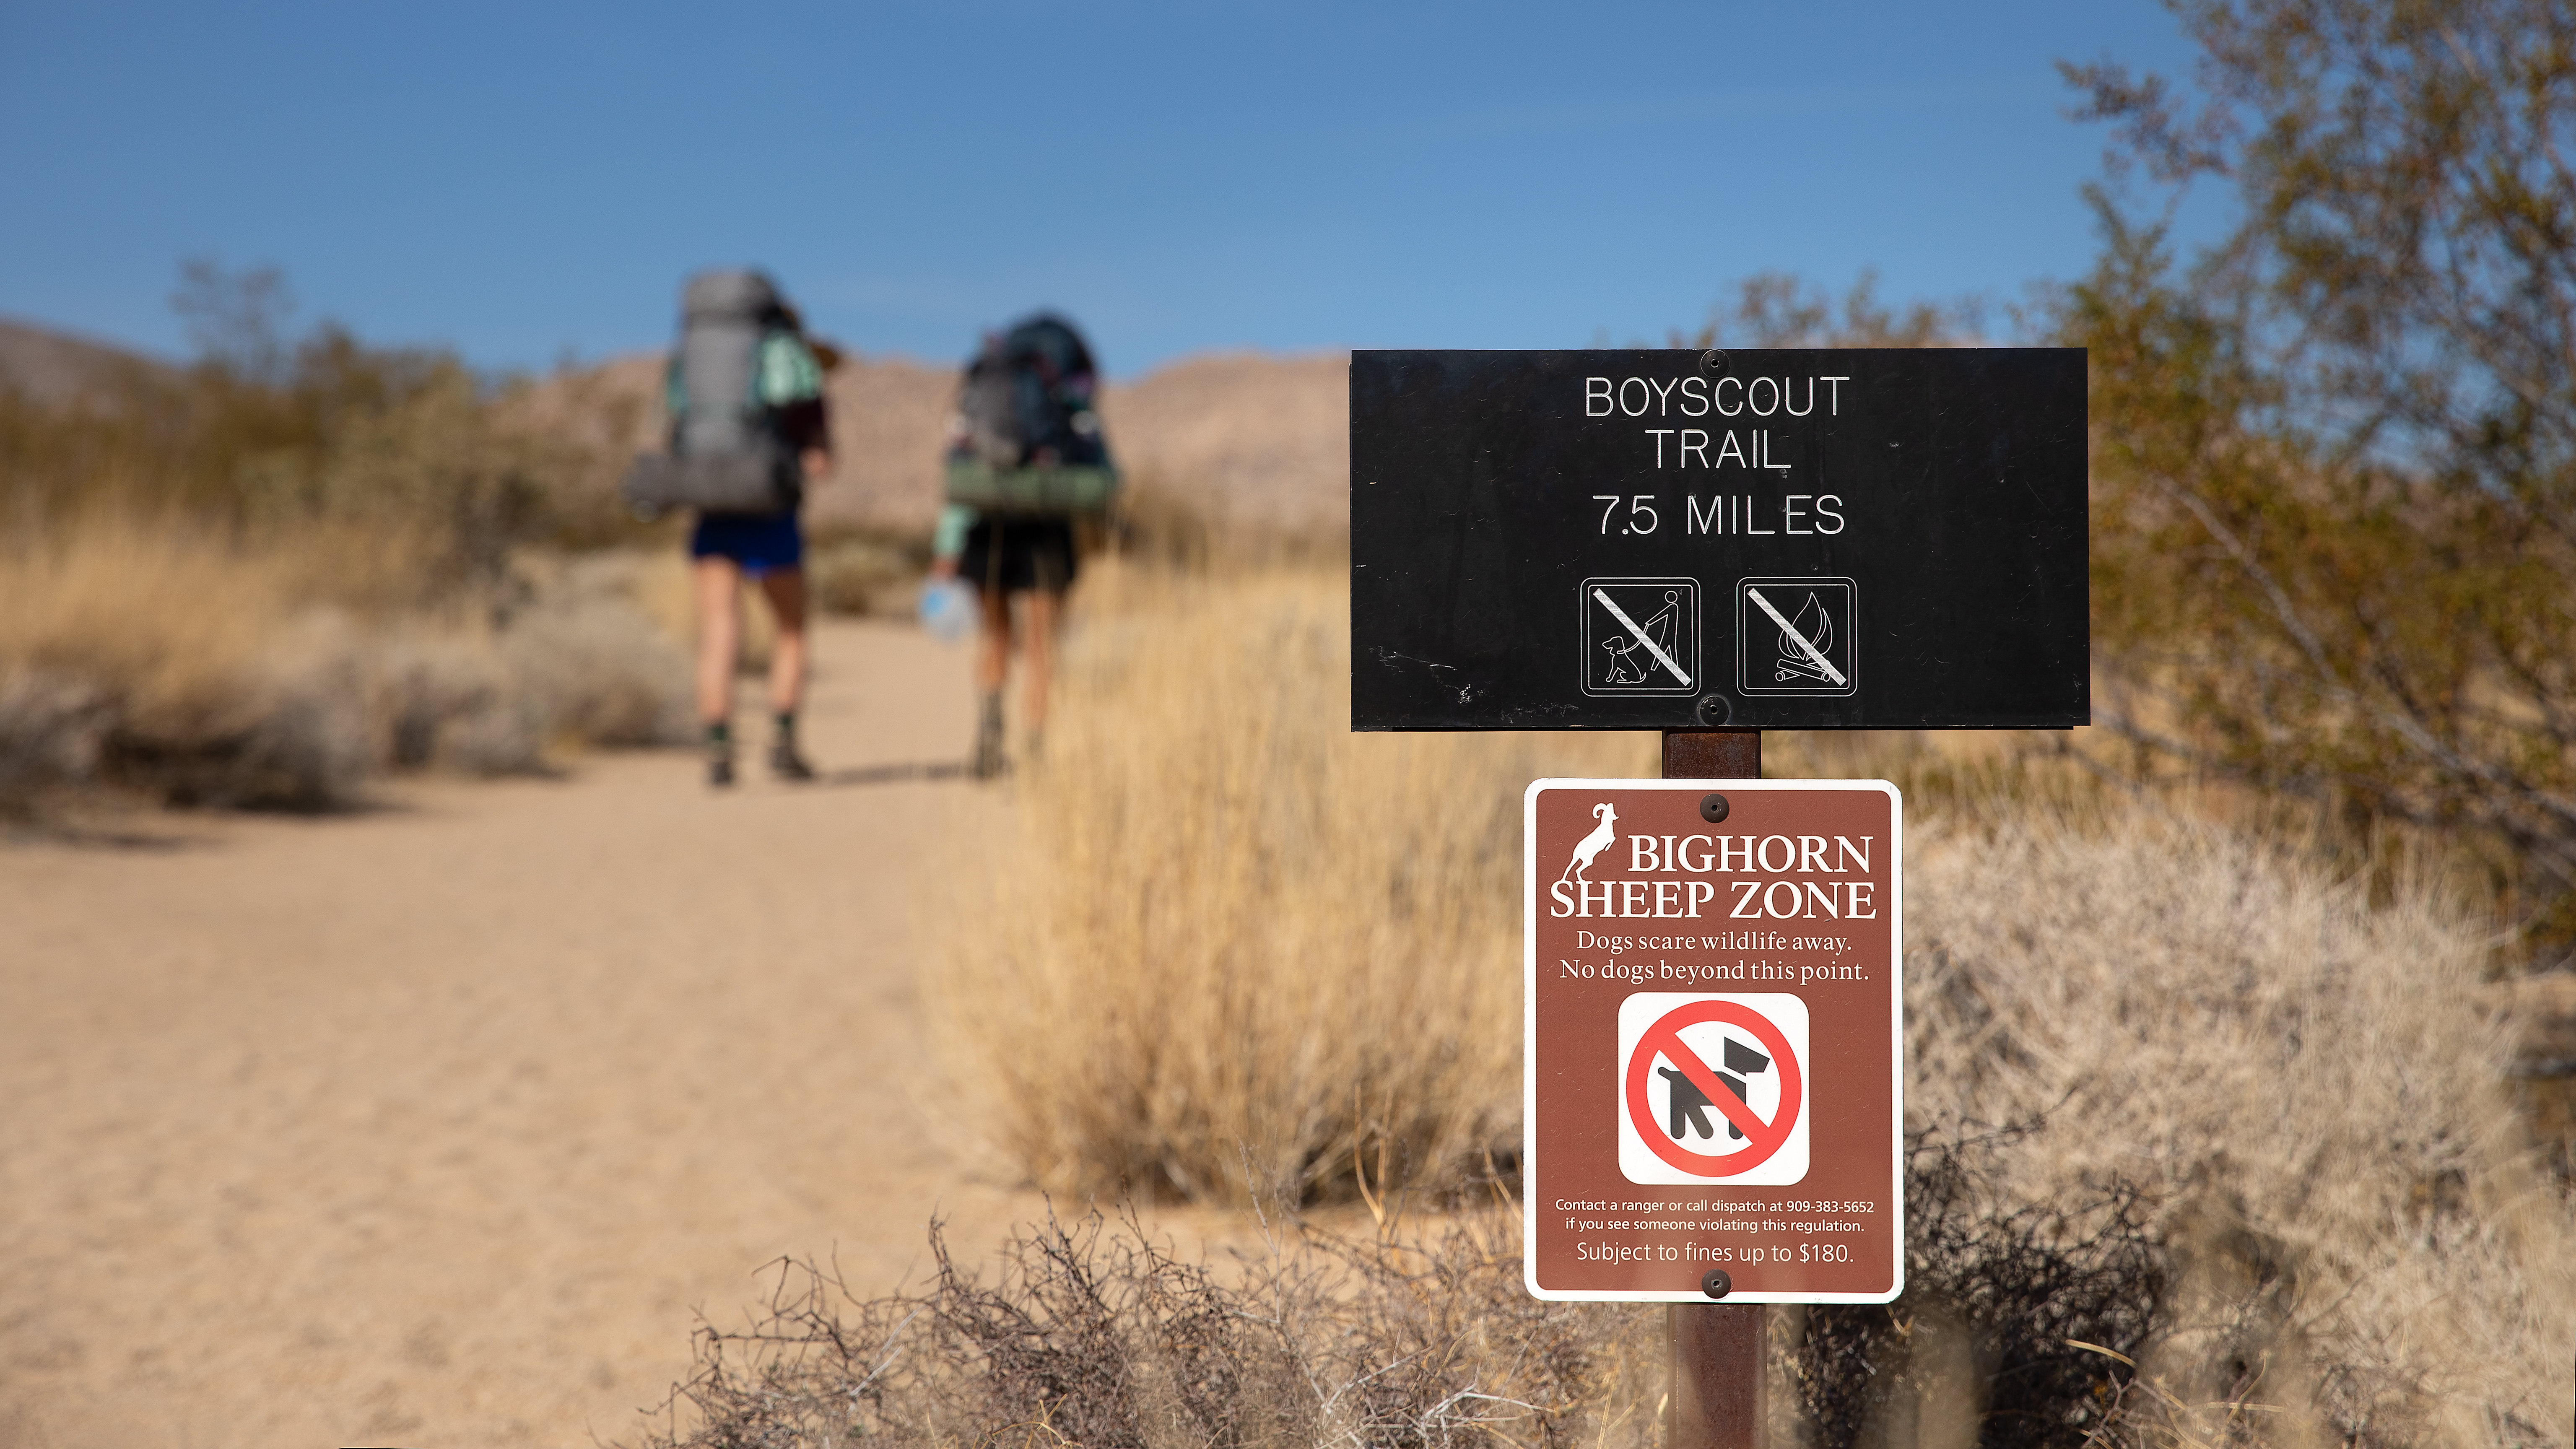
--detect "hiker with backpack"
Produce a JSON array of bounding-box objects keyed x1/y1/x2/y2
[
  {"x1": 622, "y1": 269, "x2": 836, "y2": 787},
  {"x1": 930, "y1": 313, "x2": 1118, "y2": 778}
]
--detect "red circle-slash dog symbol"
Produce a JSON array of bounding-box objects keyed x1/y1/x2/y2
[{"x1": 1617, "y1": 993, "x2": 1810, "y2": 1184}]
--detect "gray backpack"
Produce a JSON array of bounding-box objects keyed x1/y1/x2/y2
[{"x1": 622, "y1": 270, "x2": 800, "y2": 519}]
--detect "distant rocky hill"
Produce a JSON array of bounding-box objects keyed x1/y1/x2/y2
[
  {"x1": 1, "y1": 314, "x2": 1351, "y2": 539},
  {"x1": 533, "y1": 349, "x2": 1350, "y2": 538},
  {"x1": 0, "y1": 317, "x2": 166, "y2": 404},
  {"x1": 1098, "y1": 353, "x2": 1349, "y2": 534}
]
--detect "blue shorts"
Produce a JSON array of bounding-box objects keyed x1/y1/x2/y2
[{"x1": 689, "y1": 512, "x2": 804, "y2": 575}]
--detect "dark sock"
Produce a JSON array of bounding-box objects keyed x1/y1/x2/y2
[
  {"x1": 774, "y1": 711, "x2": 797, "y2": 744},
  {"x1": 706, "y1": 720, "x2": 732, "y2": 754}
]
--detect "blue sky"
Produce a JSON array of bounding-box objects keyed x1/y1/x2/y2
[{"x1": 0, "y1": 1, "x2": 2207, "y2": 378}]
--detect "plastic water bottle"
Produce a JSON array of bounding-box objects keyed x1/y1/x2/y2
[{"x1": 917, "y1": 579, "x2": 977, "y2": 643}]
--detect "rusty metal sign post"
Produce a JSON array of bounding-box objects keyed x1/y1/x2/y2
[{"x1": 1659, "y1": 730, "x2": 1771, "y2": 1449}]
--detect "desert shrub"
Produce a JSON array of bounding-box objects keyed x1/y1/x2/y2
[
  {"x1": 0, "y1": 670, "x2": 111, "y2": 808},
  {"x1": 645, "y1": 1168, "x2": 2192, "y2": 1449},
  {"x1": 1, "y1": 263, "x2": 607, "y2": 587},
  {"x1": 493, "y1": 554, "x2": 698, "y2": 750},
  {"x1": 0, "y1": 519, "x2": 370, "y2": 811},
  {"x1": 807, "y1": 531, "x2": 929, "y2": 617},
  {"x1": 1794, "y1": 1132, "x2": 2164, "y2": 1449},
  {"x1": 933, "y1": 566, "x2": 1649, "y2": 1208},
  {"x1": 639, "y1": 1209, "x2": 1664, "y2": 1449},
  {"x1": 1890, "y1": 814, "x2": 2573, "y2": 1449},
  {"x1": 1674, "y1": 270, "x2": 1982, "y2": 351},
  {"x1": 2066, "y1": 0, "x2": 2576, "y2": 940},
  {"x1": 0, "y1": 265, "x2": 691, "y2": 818},
  {"x1": 94, "y1": 607, "x2": 383, "y2": 810},
  {"x1": 1758, "y1": 728, "x2": 2124, "y2": 837},
  {"x1": 0, "y1": 522, "x2": 691, "y2": 817}
]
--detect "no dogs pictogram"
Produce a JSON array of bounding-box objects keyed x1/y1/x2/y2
[
  {"x1": 1580, "y1": 577, "x2": 1701, "y2": 697},
  {"x1": 1617, "y1": 993, "x2": 1810, "y2": 1185}
]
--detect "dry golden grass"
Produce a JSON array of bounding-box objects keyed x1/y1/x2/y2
[
  {"x1": 0, "y1": 518, "x2": 385, "y2": 810},
  {"x1": 1, "y1": 519, "x2": 298, "y2": 728},
  {"x1": 0, "y1": 516, "x2": 692, "y2": 816},
  {"x1": 933, "y1": 563, "x2": 1648, "y2": 1207}
]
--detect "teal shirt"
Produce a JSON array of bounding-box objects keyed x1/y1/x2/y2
[
  {"x1": 934, "y1": 503, "x2": 975, "y2": 561},
  {"x1": 756, "y1": 332, "x2": 826, "y2": 405}
]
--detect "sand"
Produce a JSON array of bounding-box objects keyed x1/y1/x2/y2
[{"x1": 0, "y1": 618, "x2": 1060, "y2": 1449}]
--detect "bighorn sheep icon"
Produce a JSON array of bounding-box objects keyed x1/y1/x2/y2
[{"x1": 1558, "y1": 803, "x2": 1618, "y2": 885}]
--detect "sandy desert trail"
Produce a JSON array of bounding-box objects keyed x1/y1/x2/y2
[{"x1": 0, "y1": 618, "x2": 1074, "y2": 1449}]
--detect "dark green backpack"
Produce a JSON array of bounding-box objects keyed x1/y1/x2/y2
[{"x1": 945, "y1": 313, "x2": 1118, "y2": 515}]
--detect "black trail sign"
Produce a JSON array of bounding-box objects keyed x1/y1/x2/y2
[{"x1": 1350, "y1": 349, "x2": 2088, "y2": 731}]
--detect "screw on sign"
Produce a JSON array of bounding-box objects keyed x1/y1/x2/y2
[{"x1": 1625, "y1": 998, "x2": 1802, "y2": 1179}]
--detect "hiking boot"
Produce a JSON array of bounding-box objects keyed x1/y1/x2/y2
[
  {"x1": 770, "y1": 740, "x2": 817, "y2": 782},
  {"x1": 707, "y1": 755, "x2": 736, "y2": 788}
]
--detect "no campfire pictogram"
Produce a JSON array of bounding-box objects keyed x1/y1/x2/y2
[{"x1": 1617, "y1": 993, "x2": 1810, "y2": 1186}]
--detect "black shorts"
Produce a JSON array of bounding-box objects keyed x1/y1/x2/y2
[
  {"x1": 688, "y1": 511, "x2": 804, "y2": 574},
  {"x1": 956, "y1": 517, "x2": 1077, "y2": 595}
]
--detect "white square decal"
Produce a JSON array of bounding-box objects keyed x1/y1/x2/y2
[
  {"x1": 1735, "y1": 577, "x2": 1856, "y2": 698},
  {"x1": 1616, "y1": 992, "x2": 1810, "y2": 1186},
  {"x1": 1580, "y1": 577, "x2": 1700, "y2": 696}
]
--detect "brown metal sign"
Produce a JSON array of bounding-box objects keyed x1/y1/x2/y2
[{"x1": 1522, "y1": 779, "x2": 1902, "y2": 1303}]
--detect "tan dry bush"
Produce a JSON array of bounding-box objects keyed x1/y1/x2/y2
[
  {"x1": 374, "y1": 626, "x2": 535, "y2": 774},
  {"x1": 496, "y1": 551, "x2": 696, "y2": 750},
  {"x1": 502, "y1": 600, "x2": 692, "y2": 749},
  {"x1": 0, "y1": 520, "x2": 376, "y2": 809},
  {"x1": 0, "y1": 522, "x2": 691, "y2": 815},
  {"x1": 805, "y1": 532, "x2": 925, "y2": 618},
  {"x1": 0, "y1": 519, "x2": 297, "y2": 722},
  {"x1": 1762, "y1": 726, "x2": 2121, "y2": 834},
  {"x1": 935, "y1": 565, "x2": 1650, "y2": 1207},
  {"x1": 640, "y1": 1209, "x2": 1665, "y2": 1449},
  {"x1": 1905, "y1": 816, "x2": 2574, "y2": 1449}
]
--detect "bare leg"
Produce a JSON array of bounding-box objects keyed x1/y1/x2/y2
[
  {"x1": 756, "y1": 567, "x2": 815, "y2": 779},
  {"x1": 694, "y1": 557, "x2": 742, "y2": 727},
  {"x1": 971, "y1": 589, "x2": 1013, "y2": 778},
  {"x1": 1021, "y1": 588, "x2": 1061, "y2": 738},
  {"x1": 975, "y1": 587, "x2": 1013, "y2": 694},
  {"x1": 759, "y1": 567, "x2": 809, "y2": 716}
]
